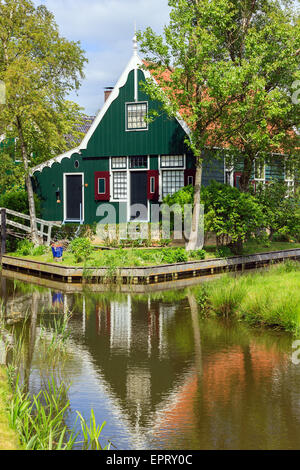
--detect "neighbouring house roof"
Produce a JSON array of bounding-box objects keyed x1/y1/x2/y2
[{"x1": 64, "y1": 115, "x2": 95, "y2": 147}]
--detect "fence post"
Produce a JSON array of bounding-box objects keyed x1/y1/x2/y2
[{"x1": 1, "y1": 209, "x2": 7, "y2": 258}]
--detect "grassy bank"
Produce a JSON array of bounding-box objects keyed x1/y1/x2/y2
[
  {"x1": 0, "y1": 367, "x2": 20, "y2": 450},
  {"x1": 195, "y1": 261, "x2": 300, "y2": 335},
  {"x1": 6, "y1": 241, "x2": 300, "y2": 268}
]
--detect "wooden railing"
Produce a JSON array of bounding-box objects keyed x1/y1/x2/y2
[{"x1": 0, "y1": 208, "x2": 61, "y2": 251}]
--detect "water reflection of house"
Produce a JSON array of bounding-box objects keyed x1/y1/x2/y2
[{"x1": 87, "y1": 295, "x2": 188, "y2": 434}]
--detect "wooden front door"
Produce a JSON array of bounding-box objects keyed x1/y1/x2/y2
[
  {"x1": 130, "y1": 171, "x2": 148, "y2": 221},
  {"x1": 65, "y1": 174, "x2": 83, "y2": 221}
]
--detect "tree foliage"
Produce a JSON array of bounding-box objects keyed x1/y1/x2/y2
[
  {"x1": 138, "y1": 0, "x2": 300, "y2": 194},
  {"x1": 0, "y1": 0, "x2": 87, "y2": 242}
]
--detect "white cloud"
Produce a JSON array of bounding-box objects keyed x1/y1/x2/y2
[{"x1": 34, "y1": 0, "x2": 170, "y2": 114}]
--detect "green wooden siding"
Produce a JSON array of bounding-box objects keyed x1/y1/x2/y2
[
  {"x1": 32, "y1": 64, "x2": 289, "y2": 224},
  {"x1": 81, "y1": 70, "x2": 189, "y2": 158}
]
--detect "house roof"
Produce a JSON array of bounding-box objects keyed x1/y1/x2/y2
[{"x1": 30, "y1": 36, "x2": 191, "y2": 174}]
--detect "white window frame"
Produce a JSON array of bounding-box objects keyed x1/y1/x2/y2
[
  {"x1": 159, "y1": 155, "x2": 186, "y2": 200},
  {"x1": 150, "y1": 176, "x2": 155, "y2": 194},
  {"x1": 254, "y1": 160, "x2": 266, "y2": 183},
  {"x1": 160, "y1": 154, "x2": 185, "y2": 169},
  {"x1": 97, "y1": 177, "x2": 106, "y2": 195},
  {"x1": 125, "y1": 101, "x2": 148, "y2": 132},
  {"x1": 111, "y1": 156, "x2": 127, "y2": 170},
  {"x1": 224, "y1": 156, "x2": 234, "y2": 186},
  {"x1": 284, "y1": 162, "x2": 295, "y2": 194},
  {"x1": 109, "y1": 156, "x2": 150, "y2": 222},
  {"x1": 187, "y1": 175, "x2": 194, "y2": 186},
  {"x1": 63, "y1": 172, "x2": 84, "y2": 223}
]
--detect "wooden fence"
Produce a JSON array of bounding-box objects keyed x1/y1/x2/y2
[{"x1": 0, "y1": 208, "x2": 61, "y2": 254}]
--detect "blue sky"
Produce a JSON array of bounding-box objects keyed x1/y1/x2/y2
[{"x1": 33, "y1": 0, "x2": 171, "y2": 115}]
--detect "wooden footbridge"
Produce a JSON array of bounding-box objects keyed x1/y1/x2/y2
[{"x1": 0, "y1": 208, "x2": 61, "y2": 254}]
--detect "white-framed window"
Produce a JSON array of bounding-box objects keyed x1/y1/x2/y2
[
  {"x1": 254, "y1": 160, "x2": 265, "y2": 181},
  {"x1": 111, "y1": 157, "x2": 127, "y2": 169},
  {"x1": 187, "y1": 175, "x2": 194, "y2": 186},
  {"x1": 284, "y1": 162, "x2": 295, "y2": 194},
  {"x1": 160, "y1": 155, "x2": 184, "y2": 168},
  {"x1": 150, "y1": 176, "x2": 155, "y2": 194},
  {"x1": 126, "y1": 102, "x2": 148, "y2": 130},
  {"x1": 129, "y1": 156, "x2": 148, "y2": 169},
  {"x1": 98, "y1": 178, "x2": 106, "y2": 195},
  {"x1": 113, "y1": 171, "x2": 127, "y2": 200},
  {"x1": 162, "y1": 170, "x2": 184, "y2": 198}
]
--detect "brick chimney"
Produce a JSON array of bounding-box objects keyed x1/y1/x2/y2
[{"x1": 104, "y1": 87, "x2": 113, "y2": 102}]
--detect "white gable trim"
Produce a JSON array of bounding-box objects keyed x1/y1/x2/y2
[{"x1": 31, "y1": 52, "x2": 191, "y2": 175}]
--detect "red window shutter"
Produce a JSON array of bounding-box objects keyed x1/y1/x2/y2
[
  {"x1": 94, "y1": 171, "x2": 110, "y2": 201},
  {"x1": 184, "y1": 169, "x2": 196, "y2": 187},
  {"x1": 148, "y1": 170, "x2": 159, "y2": 200}
]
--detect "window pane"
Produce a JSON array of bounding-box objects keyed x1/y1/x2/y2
[
  {"x1": 162, "y1": 170, "x2": 184, "y2": 198},
  {"x1": 127, "y1": 103, "x2": 147, "y2": 130},
  {"x1": 111, "y1": 157, "x2": 127, "y2": 169},
  {"x1": 150, "y1": 177, "x2": 155, "y2": 193},
  {"x1": 113, "y1": 172, "x2": 127, "y2": 199},
  {"x1": 98, "y1": 178, "x2": 106, "y2": 194},
  {"x1": 161, "y1": 155, "x2": 184, "y2": 168},
  {"x1": 254, "y1": 161, "x2": 265, "y2": 180},
  {"x1": 129, "y1": 156, "x2": 148, "y2": 169}
]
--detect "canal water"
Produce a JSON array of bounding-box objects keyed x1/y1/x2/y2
[{"x1": 1, "y1": 275, "x2": 300, "y2": 450}]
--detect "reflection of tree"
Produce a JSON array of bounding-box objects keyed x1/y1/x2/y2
[
  {"x1": 23, "y1": 291, "x2": 38, "y2": 393},
  {"x1": 187, "y1": 291, "x2": 202, "y2": 377}
]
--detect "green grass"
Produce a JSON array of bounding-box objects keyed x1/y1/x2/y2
[
  {"x1": 0, "y1": 367, "x2": 20, "y2": 450},
  {"x1": 7, "y1": 241, "x2": 300, "y2": 268},
  {"x1": 195, "y1": 261, "x2": 300, "y2": 335}
]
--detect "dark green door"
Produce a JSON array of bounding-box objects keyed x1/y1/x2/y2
[
  {"x1": 130, "y1": 171, "x2": 148, "y2": 220},
  {"x1": 66, "y1": 174, "x2": 82, "y2": 221}
]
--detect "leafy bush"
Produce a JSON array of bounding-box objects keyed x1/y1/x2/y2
[
  {"x1": 32, "y1": 245, "x2": 48, "y2": 256},
  {"x1": 161, "y1": 248, "x2": 188, "y2": 264},
  {"x1": 15, "y1": 239, "x2": 35, "y2": 256},
  {"x1": 216, "y1": 246, "x2": 233, "y2": 258},
  {"x1": 254, "y1": 181, "x2": 300, "y2": 242},
  {"x1": 202, "y1": 181, "x2": 265, "y2": 254},
  {"x1": 0, "y1": 189, "x2": 41, "y2": 216},
  {"x1": 69, "y1": 237, "x2": 93, "y2": 263},
  {"x1": 189, "y1": 249, "x2": 206, "y2": 260}
]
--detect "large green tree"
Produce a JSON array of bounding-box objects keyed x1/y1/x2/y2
[
  {"x1": 138, "y1": 0, "x2": 300, "y2": 250},
  {"x1": 0, "y1": 0, "x2": 87, "y2": 243}
]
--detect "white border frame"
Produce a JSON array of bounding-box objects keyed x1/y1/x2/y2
[
  {"x1": 97, "y1": 177, "x2": 106, "y2": 195},
  {"x1": 63, "y1": 172, "x2": 84, "y2": 223},
  {"x1": 159, "y1": 154, "x2": 186, "y2": 201},
  {"x1": 125, "y1": 101, "x2": 149, "y2": 132},
  {"x1": 254, "y1": 160, "x2": 266, "y2": 184}
]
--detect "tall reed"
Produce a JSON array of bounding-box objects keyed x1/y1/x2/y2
[{"x1": 1, "y1": 307, "x2": 109, "y2": 450}]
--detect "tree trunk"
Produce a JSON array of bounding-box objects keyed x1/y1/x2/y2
[
  {"x1": 186, "y1": 160, "x2": 203, "y2": 251},
  {"x1": 239, "y1": 156, "x2": 254, "y2": 192},
  {"x1": 16, "y1": 117, "x2": 39, "y2": 245}
]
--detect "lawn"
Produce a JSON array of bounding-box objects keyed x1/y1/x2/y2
[
  {"x1": 195, "y1": 261, "x2": 300, "y2": 335},
  {"x1": 6, "y1": 240, "x2": 300, "y2": 268}
]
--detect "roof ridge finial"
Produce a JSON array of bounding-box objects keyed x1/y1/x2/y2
[{"x1": 133, "y1": 22, "x2": 138, "y2": 56}]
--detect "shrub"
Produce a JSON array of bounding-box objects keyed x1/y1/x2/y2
[
  {"x1": 254, "y1": 181, "x2": 300, "y2": 241},
  {"x1": 0, "y1": 189, "x2": 41, "y2": 216},
  {"x1": 32, "y1": 245, "x2": 48, "y2": 256},
  {"x1": 15, "y1": 239, "x2": 35, "y2": 256},
  {"x1": 69, "y1": 237, "x2": 93, "y2": 263},
  {"x1": 216, "y1": 246, "x2": 233, "y2": 258},
  {"x1": 189, "y1": 249, "x2": 206, "y2": 260},
  {"x1": 202, "y1": 181, "x2": 265, "y2": 254},
  {"x1": 161, "y1": 248, "x2": 188, "y2": 264}
]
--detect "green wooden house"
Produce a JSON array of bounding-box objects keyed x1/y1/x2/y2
[{"x1": 31, "y1": 37, "x2": 295, "y2": 225}]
